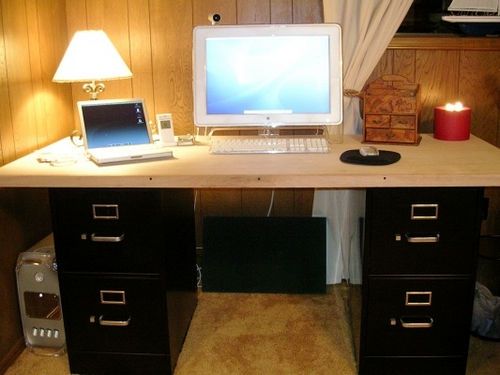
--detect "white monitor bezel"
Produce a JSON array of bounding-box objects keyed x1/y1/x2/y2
[{"x1": 193, "y1": 23, "x2": 343, "y2": 128}]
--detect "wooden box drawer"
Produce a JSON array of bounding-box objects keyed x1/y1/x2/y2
[
  {"x1": 365, "y1": 115, "x2": 415, "y2": 130},
  {"x1": 364, "y1": 96, "x2": 393, "y2": 113},
  {"x1": 364, "y1": 128, "x2": 417, "y2": 143},
  {"x1": 365, "y1": 188, "x2": 483, "y2": 275},
  {"x1": 365, "y1": 95, "x2": 417, "y2": 114},
  {"x1": 365, "y1": 115, "x2": 391, "y2": 128},
  {"x1": 363, "y1": 277, "x2": 474, "y2": 357},
  {"x1": 391, "y1": 96, "x2": 417, "y2": 113},
  {"x1": 390, "y1": 115, "x2": 415, "y2": 129},
  {"x1": 60, "y1": 274, "x2": 168, "y2": 355}
]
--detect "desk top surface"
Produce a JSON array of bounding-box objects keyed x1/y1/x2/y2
[{"x1": 0, "y1": 134, "x2": 499, "y2": 188}]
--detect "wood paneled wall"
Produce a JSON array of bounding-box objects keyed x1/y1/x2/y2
[{"x1": 0, "y1": 0, "x2": 74, "y2": 165}]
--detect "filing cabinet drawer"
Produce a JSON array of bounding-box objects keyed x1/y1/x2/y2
[
  {"x1": 50, "y1": 188, "x2": 193, "y2": 273},
  {"x1": 60, "y1": 274, "x2": 168, "y2": 354},
  {"x1": 50, "y1": 188, "x2": 160, "y2": 227},
  {"x1": 51, "y1": 231, "x2": 163, "y2": 273},
  {"x1": 365, "y1": 188, "x2": 483, "y2": 274},
  {"x1": 363, "y1": 277, "x2": 473, "y2": 357}
]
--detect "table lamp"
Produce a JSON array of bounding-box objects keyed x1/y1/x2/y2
[{"x1": 53, "y1": 30, "x2": 132, "y2": 100}]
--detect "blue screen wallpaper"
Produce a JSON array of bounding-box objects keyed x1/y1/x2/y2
[
  {"x1": 83, "y1": 103, "x2": 150, "y2": 148},
  {"x1": 206, "y1": 36, "x2": 330, "y2": 115}
]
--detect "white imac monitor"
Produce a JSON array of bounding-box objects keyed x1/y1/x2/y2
[{"x1": 193, "y1": 24, "x2": 343, "y2": 128}]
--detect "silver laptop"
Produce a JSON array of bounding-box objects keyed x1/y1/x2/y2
[{"x1": 78, "y1": 98, "x2": 173, "y2": 165}]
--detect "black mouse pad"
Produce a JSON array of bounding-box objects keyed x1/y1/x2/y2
[{"x1": 340, "y1": 149, "x2": 401, "y2": 165}]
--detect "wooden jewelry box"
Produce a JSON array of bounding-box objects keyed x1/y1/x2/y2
[{"x1": 363, "y1": 75, "x2": 421, "y2": 145}]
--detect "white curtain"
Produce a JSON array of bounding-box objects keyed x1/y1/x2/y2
[{"x1": 314, "y1": 0, "x2": 413, "y2": 284}]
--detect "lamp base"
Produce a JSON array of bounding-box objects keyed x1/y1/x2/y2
[{"x1": 82, "y1": 81, "x2": 105, "y2": 100}]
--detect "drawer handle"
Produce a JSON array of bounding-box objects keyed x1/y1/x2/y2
[
  {"x1": 405, "y1": 233, "x2": 440, "y2": 243},
  {"x1": 90, "y1": 233, "x2": 125, "y2": 243},
  {"x1": 400, "y1": 316, "x2": 433, "y2": 329},
  {"x1": 98, "y1": 315, "x2": 131, "y2": 327}
]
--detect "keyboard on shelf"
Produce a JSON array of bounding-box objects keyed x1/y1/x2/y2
[{"x1": 209, "y1": 136, "x2": 330, "y2": 154}]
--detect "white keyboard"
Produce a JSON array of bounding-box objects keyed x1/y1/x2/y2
[{"x1": 210, "y1": 136, "x2": 330, "y2": 154}]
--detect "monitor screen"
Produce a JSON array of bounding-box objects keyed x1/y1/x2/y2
[
  {"x1": 78, "y1": 99, "x2": 152, "y2": 149},
  {"x1": 193, "y1": 24, "x2": 343, "y2": 128}
]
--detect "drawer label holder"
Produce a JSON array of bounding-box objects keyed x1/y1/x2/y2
[
  {"x1": 100, "y1": 290, "x2": 126, "y2": 305},
  {"x1": 405, "y1": 291, "x2": 432, "y2": 306},
  {"x1": 92, "y1": 204, "x2": 119, "y2": 220},
  {"x1": 410, "y1": 203, "x2": 439, "y2": 220}
]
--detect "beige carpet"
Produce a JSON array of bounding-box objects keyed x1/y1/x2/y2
[
  {"x1": 5, "y1": 286, "x2": 499, "y2": 375},
  {"x1": 175, "y1": 287, "x2": 355, "y2": 374}
]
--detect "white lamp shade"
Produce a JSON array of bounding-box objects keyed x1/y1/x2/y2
[{"x1": 53, "y1": 30, "x2": 132, "y2": 82}]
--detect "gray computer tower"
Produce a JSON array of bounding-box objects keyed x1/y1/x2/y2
[{"x1": 16, "y1": 234, "x2": 65, "y2": 356}]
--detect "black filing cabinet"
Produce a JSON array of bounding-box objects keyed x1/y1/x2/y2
[
  {"x1": 50, "y1": 188, "x2": 197, "y2": 375},
  {"x1": 356, "y1": 187, "x2": 484, "y2": 375}
]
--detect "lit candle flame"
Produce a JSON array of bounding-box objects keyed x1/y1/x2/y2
[{"x1": 444, "y1": 102, "x2": 465, "y2": 112}]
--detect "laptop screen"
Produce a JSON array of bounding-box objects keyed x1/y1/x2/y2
[{"x1": 78, "y1": 99, "x2": 152, "y2": 149}]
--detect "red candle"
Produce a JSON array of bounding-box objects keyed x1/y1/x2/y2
[{"x1": 434, "y1": 103, "x2": 471, "y2": 141}]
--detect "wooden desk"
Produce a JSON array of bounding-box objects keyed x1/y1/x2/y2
[
  {"x1": 0, "y1": 134, "x2": 499, "y2": 188},
  {"x1": 1, "y1": 134, "x2": 498, "y2": 375}
]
